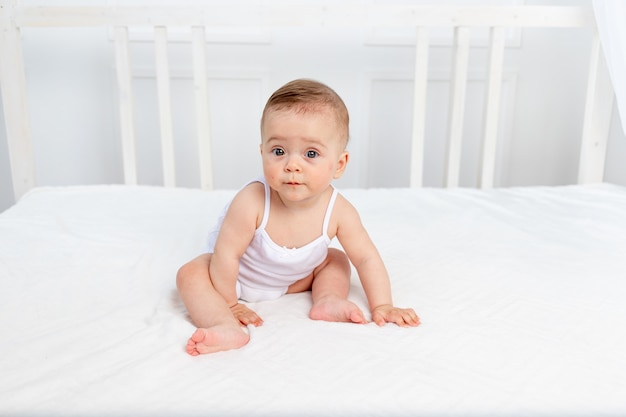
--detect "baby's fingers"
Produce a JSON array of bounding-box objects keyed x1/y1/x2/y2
[
  {"x1": 401, "y1": 309, "x2": 421, "y2": 327},
  {"x1": 371, "y1": 310, "x2": 387, "y2": 327},
  {"x1": 238, "y1": 312, "x2": 263, "y2": 327},
  {"x1": 386, "y1": 308, "x2": 421, "y2": 327},
  {"x1": 231, "y1": 303, "x2": 264, "y2": 327}
]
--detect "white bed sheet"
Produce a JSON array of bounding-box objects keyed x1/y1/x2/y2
[{"x1": 1, "y1": 184, "x2": 625, "y2": 416}]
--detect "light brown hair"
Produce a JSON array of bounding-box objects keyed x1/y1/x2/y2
[{"x1": 261, "y1": 79, "x2": 350, "y2": 145}]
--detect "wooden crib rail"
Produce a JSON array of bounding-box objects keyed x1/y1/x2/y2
[
  {"x1": 0, "y1": 3, "x2": 613, "y2": 201},
  {"x1": 9, "y1": 5, "x2": 596, "y2": 28}
]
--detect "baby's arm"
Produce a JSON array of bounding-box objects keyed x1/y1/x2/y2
[
  {"x1": 335, "y1": 197, "x2": 420, "y2": 327},
  {"x1": 210, "y1": 183, "x2": 265, "y2": 326}
]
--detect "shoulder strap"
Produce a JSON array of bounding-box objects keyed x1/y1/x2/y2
[
  {"x1": 258, "y1": 177, "x2": 271, "y2": 230},
  {"x1": 322, "y1": 186, "x2": 338, "y2": 236}
]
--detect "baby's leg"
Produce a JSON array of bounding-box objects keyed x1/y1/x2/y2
[
  {"x1": 176, "y1": 254, "x2": 249, "y2": 355},
  {"x1": 306, "y1": 248, "x2": 367, "y2": 324}
]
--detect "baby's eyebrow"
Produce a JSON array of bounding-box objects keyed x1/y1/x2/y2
[
  {"x1": 266, "y1": 136, "x2": 329, "y2": 149},
  {"x1": 301, "y1": 138, "x2": 328, "y2": 149}
]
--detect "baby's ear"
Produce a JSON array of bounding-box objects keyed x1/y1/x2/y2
[{"x1": 333, "y1": 151, "x2": 349, "y2": 179}]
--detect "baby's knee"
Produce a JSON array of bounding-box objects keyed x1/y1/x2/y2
[
  {"x1": 176, "y1": 254, "x2": 212, "y2": 289},
  {"x1": 327, "y1": 248, "x2": 350, "y2": 271},
  {"x1": 327, "y1": 247, "x2": 348, "y2": 260},
  {"x1": 176, "y1": 262, "x2": 195, "y2": 289}
]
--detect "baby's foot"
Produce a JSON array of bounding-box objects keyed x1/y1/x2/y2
[
  {"x1": 186, "y1": 324, "x2": 250, "y2": 356},
  {"x1": 309, "y1": 295, "x2": 367, "y2": 324}
]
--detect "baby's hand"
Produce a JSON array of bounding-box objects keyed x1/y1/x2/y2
[
  {"x1": 230, "y1": 303, "x2": 264, "y2": 327},
  {"x1": 371, "y1": 304, "x2": 420, "y2": 327}
]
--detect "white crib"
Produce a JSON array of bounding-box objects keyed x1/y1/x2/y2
[
  {"x1": 1, "y1": 2, "x2": 617, "y2": 199},
  {"x1": 1, "y1": 2, "x2": 625, "y2": 416}
]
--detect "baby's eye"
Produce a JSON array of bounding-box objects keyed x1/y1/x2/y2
[
  {"x1": 272, "y1": 148, "x2": 285, "y2": 156},
  {"x1": 306, "y1": 150, "x2": 319, "y2": 159}
]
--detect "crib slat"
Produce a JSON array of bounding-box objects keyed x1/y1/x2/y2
[
  {"x1": 191, "y1": 26, "x2": 214, "y2": 191},
  {"x1": 578, "y1": 29, "x2": 613, "y2": 184},
  {"x1": 0, "y1": 5, "x2": 36, "y2": 201},
  {"x1": 409, "y1": 26, "x2": 429, "y2": 188},
  {"x1": 154, "y1": 26, "x2": 176, "y2": 187},
  {"x1": 479, "y1": 27, "x2": 506, "y2": 189},
  {"x1": 445, "y1": 27, "x2": 470, "y2": 188},
  {"x1": 113, "y1": 26, "x2": 138, "y2": 185}
]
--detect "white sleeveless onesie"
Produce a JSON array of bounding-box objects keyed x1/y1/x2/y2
[{"x1": 206, "y1": 177, "x2": 338, "y2": 302}]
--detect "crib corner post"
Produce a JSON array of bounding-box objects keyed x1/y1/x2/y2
[
  {"x1": 578, "y1": 28, "x2": 614, "y2": 185},
  {"x1": 0, "y1": 0, "x2": 36, "y2": 202}
]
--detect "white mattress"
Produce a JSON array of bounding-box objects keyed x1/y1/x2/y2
[{"x1": 1, "y1": 184, "x2": 625, "y2": 416}]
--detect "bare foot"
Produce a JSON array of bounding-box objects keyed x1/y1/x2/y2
[
  {"x1": 309, "y1": 295, "x2": 367, "y2": 324},
  {"x1": 186, "y1": 324, "x2": 250, "y2": 356}
]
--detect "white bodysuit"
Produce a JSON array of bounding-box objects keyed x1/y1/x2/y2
[{"x1": 206, "y1": 177, "x2": 339, "y2": 302}]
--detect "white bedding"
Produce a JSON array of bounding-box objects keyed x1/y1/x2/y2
[{"x1": 1, "y1": 184, "x2": 625, "y2": 416}]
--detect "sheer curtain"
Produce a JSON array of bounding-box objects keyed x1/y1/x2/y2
[{"x1": 593, "y1": 0, "x2": 626, "y2": 134}]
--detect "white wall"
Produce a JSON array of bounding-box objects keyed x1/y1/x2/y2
[{"x1": 1, "y1": 0, "x2": 625, "y2": 212}]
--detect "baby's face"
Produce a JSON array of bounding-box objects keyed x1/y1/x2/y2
[{"x1": 260, "y1": 108, "x2": 348, "y2": 201}]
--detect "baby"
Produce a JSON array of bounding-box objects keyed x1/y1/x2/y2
[{"x1": 177, "y1": 79, "x2": 420, "y2": 355}]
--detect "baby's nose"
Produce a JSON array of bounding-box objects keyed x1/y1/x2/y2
[{"x1": 285, "y1": 156, "x2": 302, "y2": 171}]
